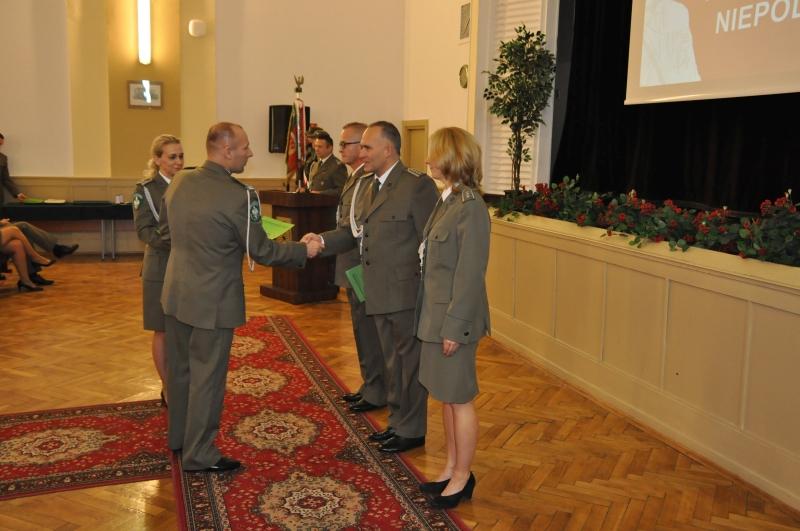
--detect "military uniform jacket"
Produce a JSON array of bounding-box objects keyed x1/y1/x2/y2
[
  {"x1": 158, "y1": 161, "x2": 307, "y2": 330},
  {"x1": 333, "y1": 166, "x2": 372, "y2": 287},
  {"x1": 309, "y1": 156, "x2": 348, "y2": 196},
  {"x1": 322, "y1": 161, "x2": 438, "y2": 315},
  {"x1": 416, "y1": 186, "x2": 491, "y2": 344},
  {"x1": 0, "y1": 152, "x2": 20, "y2": 205},
  {"x1": 133, "y1": 175, "x2": 170, "y2": 282}
]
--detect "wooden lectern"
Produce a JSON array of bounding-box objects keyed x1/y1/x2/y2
[{"x1": 259, "y1": 190, "x2": 339, "y2": 304}]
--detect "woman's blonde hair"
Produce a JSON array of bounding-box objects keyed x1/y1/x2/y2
[
  {"x1": 144, "y1": 134, "x2": 181, "y2": 178},
  {"x1": 428, "y1": 127, "x2": 483, "y2": 192}
]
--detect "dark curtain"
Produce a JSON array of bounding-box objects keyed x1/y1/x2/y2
[{"x1": 550, "y1": 0, "x2": 800, "y2": 212}]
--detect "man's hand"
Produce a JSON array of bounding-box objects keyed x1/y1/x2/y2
[
  {"x1": 301, "y1": 233, "x2": 322, "y2": 245},
  {"x1": 442, "y1": 339, "x2": 460, "y2": 357},
  {"x1": 305, "y1": 238, "x2": 323, "y2": 258},
  {"x1": 0, "y1": 218, "x2": 9, "y2": 226},
  {"x1": 16, "y1": 193, "x2": 26, "y2": 201}
]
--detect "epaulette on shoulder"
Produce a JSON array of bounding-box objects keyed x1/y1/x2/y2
[
  {"x1": 136, "y1": 176, "x2": 154, "y2": 186},
  {"x1": 407, "y1": 167, "x2": 424, "y2": 177},
  {"x1": 461, "y1": 187, "x2": 476, "y2": 202}
]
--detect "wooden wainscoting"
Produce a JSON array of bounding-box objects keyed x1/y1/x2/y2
[{"x1": 487, "y1": 213, "x2": 800, "y2": 511}]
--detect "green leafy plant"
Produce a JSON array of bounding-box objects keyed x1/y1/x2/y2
[
  {"x1": 483, "y1": 25, "x2": 556, "y2": 194},
  {"x1": 735, "y1": 193, "x2": 800, "y2": 265}
]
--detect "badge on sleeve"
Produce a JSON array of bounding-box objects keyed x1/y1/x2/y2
[
  {"x1": 249, "y1": 197, "x2": 261, "y2": 223},
  {"x1": 133, "y1": 192, "x2": 143, "y2": 210}
]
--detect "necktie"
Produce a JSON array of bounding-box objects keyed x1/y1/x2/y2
[
  {"x1": 371, "y1": 177, "x2": 381, "y2": 204},
  {"x1": 309, "y1": 160, "x2": 320, "y2": 178}
]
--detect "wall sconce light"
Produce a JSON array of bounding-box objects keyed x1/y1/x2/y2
[
  {"x1": 188, "y1": 19, "x2": 207, "y2": 38},
  {"x1": 137, "y1": 0, "x2": 151, "y2": 65}
]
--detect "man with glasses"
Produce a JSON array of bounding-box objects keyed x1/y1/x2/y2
[{"x1": 333, "y1": 122, "x2": 387, "y2": 414}]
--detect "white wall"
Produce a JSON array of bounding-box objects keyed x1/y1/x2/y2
[
  {"x1": 0, "y1": 1, "x2": 73, "y2": 177},
  {"x1": 403, "y1": 0, "x2": 470, "y2": 134},
  {"x1": 215, "y1": 0, "x2": 405, "y2": 179}
]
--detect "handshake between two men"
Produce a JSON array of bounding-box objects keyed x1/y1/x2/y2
[{"x1": 301, "y1": 233, "x2": 325, "y2": 258}]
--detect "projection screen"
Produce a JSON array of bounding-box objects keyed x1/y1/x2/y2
[{"x1": 626, "y1": 0, "x2": 800, "y2": 104}]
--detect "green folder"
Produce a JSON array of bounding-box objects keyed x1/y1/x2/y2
[
  {"x1": 22, "y1": 197, "x2": 45, "y2": 204},
  {"x1": 345, "y1": 264, "x2": 366, "y2": 302},
  {"x1": 261, "y1": 216, "x2": 294, "y2": 240}
]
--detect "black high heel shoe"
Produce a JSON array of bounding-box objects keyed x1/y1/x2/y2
[
  {"x1": 429, "y1": 472, "x2": 475, "y2": 509},
  {"x1": 420, "y1": 478, "x2": 450, "y2": 495},
  {"x1": 18, "y1": 281, "x2": 44, "y2": 292}
]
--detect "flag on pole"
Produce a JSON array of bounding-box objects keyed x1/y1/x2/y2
[{"x1": 284, "y1": 94, "x2": 307, "y2": 191}]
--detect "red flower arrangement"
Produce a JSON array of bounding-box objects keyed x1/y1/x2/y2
[{"x1": 495, "y1": 178, "x2": 799, "y2": 267}]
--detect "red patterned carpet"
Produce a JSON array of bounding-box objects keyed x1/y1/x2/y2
[
  {"x1": 173, "y1": 315, "x2": 468, "y2": 530},
  {"x1": 0, "y1": 401, "x2": 170, "y2": 500}
]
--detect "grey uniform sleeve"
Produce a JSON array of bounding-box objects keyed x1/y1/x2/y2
[
  {"x1": 154, "y1": 195, "x2": 171, "y2": 250},
  {"x1": 233, "y1": 188, "x2": 307, "y2": 268},
  {"x1": 440, "y1": 200, "x2": 491, "y2": 343},
  {"x1": 133, "y1": 183, "x2": 168, "y2": 249}
]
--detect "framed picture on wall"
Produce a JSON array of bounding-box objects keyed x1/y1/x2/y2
[{"x1": 128, "y1": 80, "x2": 163, "y2": 108}]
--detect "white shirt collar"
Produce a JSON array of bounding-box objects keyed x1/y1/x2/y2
[
  {"x1": 318, "y1": 154, "x2": 332, "y2": 165},
  {"x1": 159, "y1": 171, "x2": 172, "y2": 184},
  {"x1": 441, "y1": 186, "x2": 453, "y2": 201},
  {"x1": 348, "y1": 162, "x2": 365, "y2": 175},
  {"x1": 375, "y1": 160, "x2": 400, "y2": 187}
]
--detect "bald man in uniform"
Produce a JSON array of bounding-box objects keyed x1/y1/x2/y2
[
  {"x1": 159, "y1": 122, "x2": 322, "y2": 472},
  {"x1": 305, "y1": 121, "x2": 438, "y2": 453}
]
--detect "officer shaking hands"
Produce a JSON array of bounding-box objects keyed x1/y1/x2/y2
[{"x1": 158, "y1": 122, "x2": 322, "y2": 472}]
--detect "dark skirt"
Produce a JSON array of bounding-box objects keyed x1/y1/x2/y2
[
  {"x1": 419, "y1": 340, "x2": 479, "y2": 403},
  {"x1": 142, "y1": 279, "x2": 165, "y2": 331}
]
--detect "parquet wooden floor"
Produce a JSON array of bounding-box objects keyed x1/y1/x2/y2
[{"x1": 1, "y1": 256, "x2": 798, "y2": 530}]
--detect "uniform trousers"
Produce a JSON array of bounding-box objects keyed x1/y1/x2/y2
[
  {"x1": 346, "y1": 287, "x2": 386, "y2": 406},
  {"x1": 164, "y1": 315, "x2": 234, "y2": 470},
  {"x1": 373, "y1": 309, "x2": 427, "y2": 438}
]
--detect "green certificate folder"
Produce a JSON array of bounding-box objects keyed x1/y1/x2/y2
[
  {"x1": 345, "y1": 264, "x2": 366, "y2": 302},
  {"x1": 22, "y1": 197, "x2": 45, "y2": 204},
  {"x1": 261, "y1": 216, "x2": 294, "y2": 240}
]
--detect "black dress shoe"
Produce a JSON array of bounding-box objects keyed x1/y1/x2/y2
[
  {"x1": 420, "y1": 477, "x2": 450, "y2": 495},
  {"x1": 342, "y1": 392, "x2": 362, "y2": 403},
  {"x1": 379, "y1": 435, "x2": 425, "y2": 453},
  {"x1": 369, "y1": 427, "x2": 395, "y2": 442},
  {"x1": 348, "y1": 398, "x2": 383, "y2": 412},
  {"x1": 17, "y1": 281, "x2": 44, "y2": 292},
  {"x1": 30, "y1": 272, "x2": 54, "y2": 285},
  {"x1": 430, "y1": 472, "x2": 475, "y2": 509},
  {"x1": 53, "y1": 243, "x2": 79, "y2": 258},
  {"x1": 201, "y1": 456, "x2": 240, "y2": 472}
]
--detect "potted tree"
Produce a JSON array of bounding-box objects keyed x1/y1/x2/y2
[{"x1": 484, "y1": 25, "x2": 556, "y2": 196}]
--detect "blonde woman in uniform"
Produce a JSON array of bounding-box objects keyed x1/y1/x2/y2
[
  {"x1": 416, "y1": 127, "x2": 490, "y2": 509},
  {"x1": 133, "y1": 135, "x2": 184, "y2": 406}
]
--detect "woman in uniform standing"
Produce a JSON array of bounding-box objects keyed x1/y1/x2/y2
[
  {"x1": 133, "y1": 134, "x2": 184, "y2": 406},
  {"x1": 417, "y1": 127, "x2": 491, "y2": 509}
]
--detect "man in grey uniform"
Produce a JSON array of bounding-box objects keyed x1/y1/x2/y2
[
  {"x1": 306, "y1": 131, "x2": 348, "y2": 196},
  {"x1": 305, "y1": 121, "x2": 438, "y2": 453},
  {"x1": 333, "y1": 122, "x2": 386, "y2": 413},
  {"x1": 159, "y1": 122, "x2": 322, "y2": 471}
]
